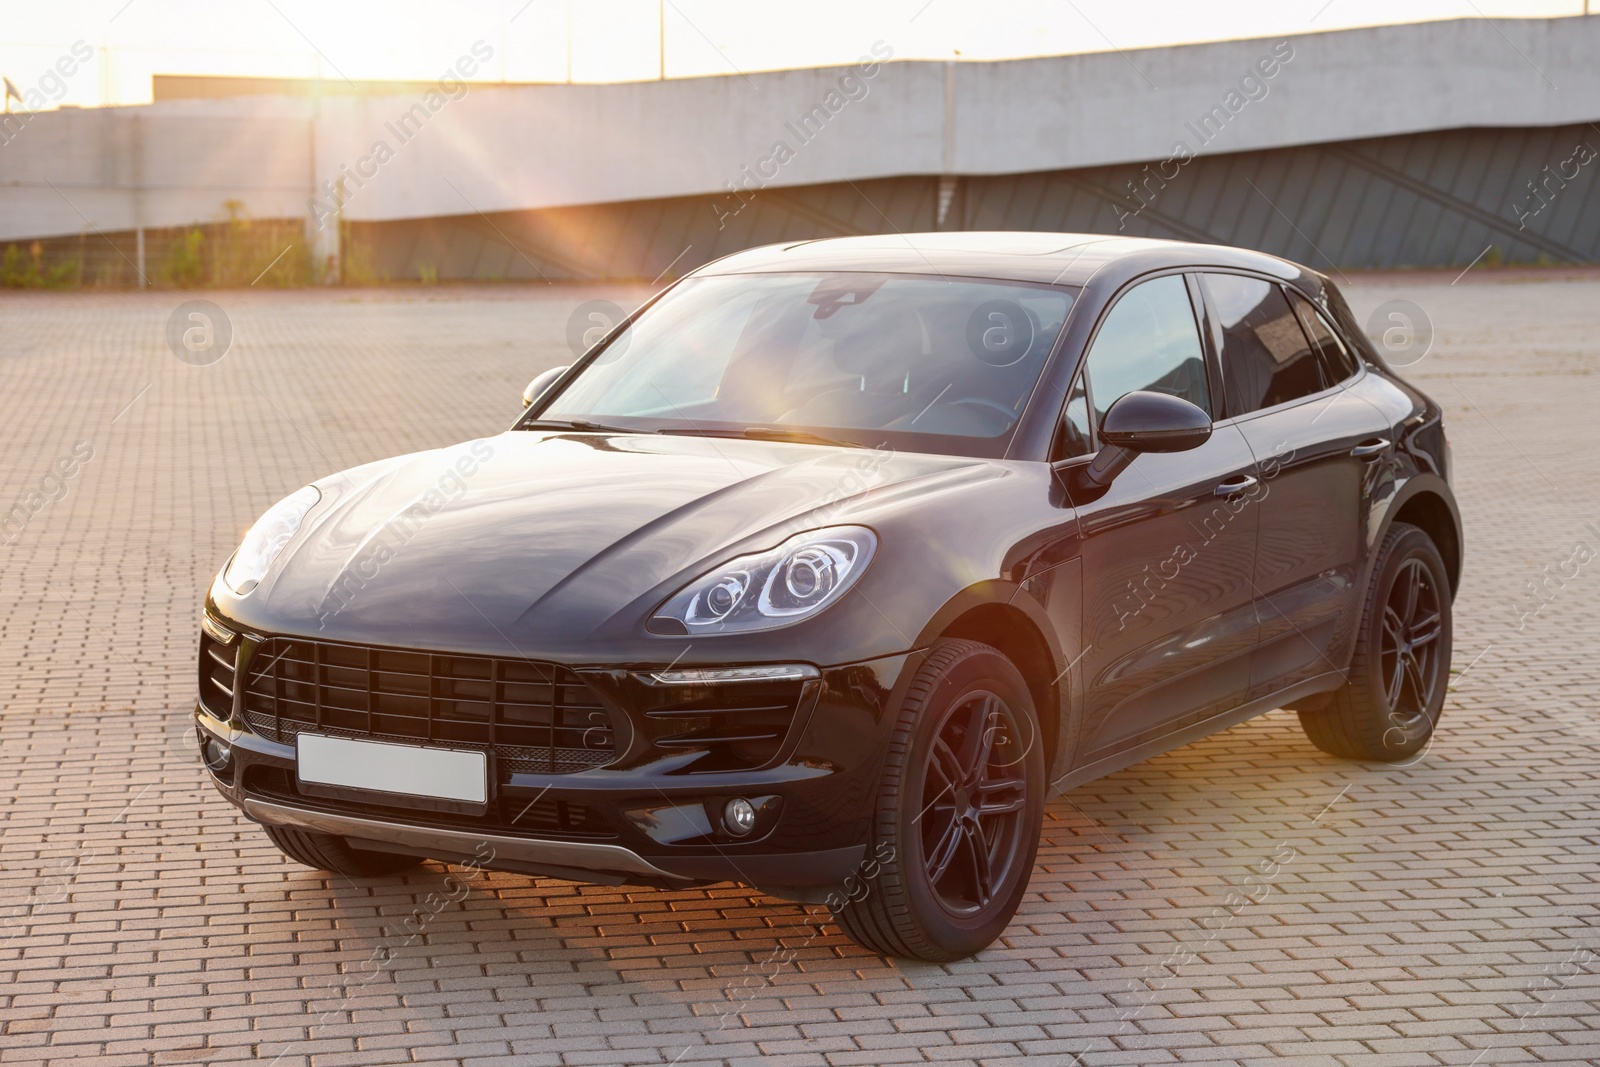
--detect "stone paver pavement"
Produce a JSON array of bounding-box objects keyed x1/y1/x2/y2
[{"x1": 1, "y1": 274, "x2": 1597, "y2": 1066}]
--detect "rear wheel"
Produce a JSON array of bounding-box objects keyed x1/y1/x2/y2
[
  {"x1": 1299, "y1": 522, "x2": 1452, "y2": 761},
  {"x1": 832, "y1": 639, "x2": 1045, "y2": 961},
  {"x1": 262, "y1": 824, "x2": 426, "y2": 877}
]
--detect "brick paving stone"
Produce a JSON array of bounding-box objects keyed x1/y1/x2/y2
[{"x1": 1, "y1": 273, "x2": 1599, "y2": 1066}]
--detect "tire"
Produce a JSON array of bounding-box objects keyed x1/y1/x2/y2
[
  {"x1": 832, "y1": 639, "x2": 1045, "y2": 961},
  {"x1": 262, "y1": 824, "x2": 426, "y2": 877},
  {"x1": 1299, "y1": 522, "x2": 1452, "y2": 761}
]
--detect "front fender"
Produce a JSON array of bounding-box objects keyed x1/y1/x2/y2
[
  {"x1": 910, "y1": 578, "x2": 1068, "y2": 675},
  {"x1": 908, "y1": 575, "x2": 1079, "y2": 781}
]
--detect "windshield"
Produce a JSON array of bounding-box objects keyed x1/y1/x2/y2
[{"x1": 535, "y1": 272, "x2": 1077, "y2": 454}]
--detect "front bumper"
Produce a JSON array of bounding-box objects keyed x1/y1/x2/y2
[
  {"x1": 196, "y1": 646, "x2": 913, "y2": 898},
  {"x1": 241, "y1": 797, "x2": 691, "y2": 881}
]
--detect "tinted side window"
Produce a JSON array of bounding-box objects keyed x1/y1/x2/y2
[
  {"x1": 1287, "y1": 290, "x2": 1360, "y2": 385},
  {"x1": 1203, "y1": 273, "x2": 1324, "y2": 415},
  {"x1": 1083, "y1": 274, "x2": 1210, "y2": 428}
]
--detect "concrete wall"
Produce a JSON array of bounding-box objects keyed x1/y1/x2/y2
[
  {"x1": 329, "y1": 119, "x2": 1599, "y2": 282},
  {"x1": 0, "y1": 99, "x2": 314, "y2": 243},
  {"x1": 3, "y1": 16, "x2": 1599, "y2": 253}
]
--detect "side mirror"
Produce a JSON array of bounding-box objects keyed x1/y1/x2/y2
[
  {"x1": 522, "y1": 365, "x2": 569, "y2": 409},
  {"x1": 1080, "y1": 390, "x2": 1212, "y2": 486}
]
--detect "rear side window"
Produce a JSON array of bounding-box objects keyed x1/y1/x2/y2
[
  {"x1": 1082, "y1": 274, "x2": 1211, "y2": 426},
  {"x1": 1287, "y1": 290, "x2": 1360, "y2": 385},
  {"x1": 1202, "y1": 273, "x2": 1325, "y2": 415}
]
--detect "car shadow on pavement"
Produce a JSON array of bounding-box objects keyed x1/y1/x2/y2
[{"x1": 238, "y1": 708, "x2": 1385, "y2": 1061}]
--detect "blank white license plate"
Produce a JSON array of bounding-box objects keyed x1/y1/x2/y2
[{"x1": 296, "y1": 734, "x2": 487, "y2": 804}]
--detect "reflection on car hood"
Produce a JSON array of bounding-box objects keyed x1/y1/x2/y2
[{"x1": 256, "y1": 429, "x2": 991, "y2": 649}]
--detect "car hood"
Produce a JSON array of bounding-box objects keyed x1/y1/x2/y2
[{"x1": 244, "y1": 430, "x2": 993, "y2": 651}]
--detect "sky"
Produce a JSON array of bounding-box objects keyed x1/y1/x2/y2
[{"x1": 0, "y1": 0, "x2": 1587, "y2": 109}]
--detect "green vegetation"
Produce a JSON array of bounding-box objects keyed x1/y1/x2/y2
[
  {"x1": 160, "y1": 227, "x2": 205, "y2": 287},
  {"x1": 1, "y1": 242, "x2": 77, "y2": 289},
  {"x1": 339, "y1": 220, "x2": 384, "y2": 285}
]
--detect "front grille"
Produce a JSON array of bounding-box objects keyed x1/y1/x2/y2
[
  {"x1": 198, "y1": 632, "x2": 236, "y2": 719},
  {"x1": 240, "y1": 637, "x2": 617, "y2": 775}
]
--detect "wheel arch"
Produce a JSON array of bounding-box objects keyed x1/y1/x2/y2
[
  {"x1": 1378, "y1": 476, "x2": 1462, "y2": 597},
  {"x1": 913, "y1": 583, "x2": 1069, "y2": 776}
]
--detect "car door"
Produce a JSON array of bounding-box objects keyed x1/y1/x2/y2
[
  {"x1": 1197, "y1": 272, "x2": 1392, "y2": 699},
  {"x1": 1059, "y1": 273, "x2": 1262, "y2": 763}
]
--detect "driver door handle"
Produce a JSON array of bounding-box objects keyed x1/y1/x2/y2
[
  {"x1": 1214, "y1": 475, "x2": 1258, "y2": 497},
  {"x1": 1350, "y1": 437, "x2": 1391, "y2": 458}
]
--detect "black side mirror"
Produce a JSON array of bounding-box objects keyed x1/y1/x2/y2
[
  {"x1": 1079, "y1": 390, "x2": 1212, "y2": 486},
  {"x1": 522, "y1": 365, "x2": 569, "y2": 409}
]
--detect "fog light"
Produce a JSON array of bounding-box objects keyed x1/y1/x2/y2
[
  {"x1": 723, "y1": 797, "x2": 757, "y2": 836},
  {"x1": 202, "y1": 736, "x2": 231, "y2": 772}
]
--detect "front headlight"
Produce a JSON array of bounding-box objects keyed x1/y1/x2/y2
[
  {"x1": 650, "y1": 526, "x2": 877, "y2": 635},
  {"x1": 223, "y1": 485, "x2": 320, "y2": 594}
]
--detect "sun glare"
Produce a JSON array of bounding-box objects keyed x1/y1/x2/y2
[{"x1": 0, "y1": 0, "x2": 1586, "y2": 110}]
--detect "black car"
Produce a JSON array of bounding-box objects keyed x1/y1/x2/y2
[{"x1": 195, "y1": 232, "x2": 1460, "y2": 960}]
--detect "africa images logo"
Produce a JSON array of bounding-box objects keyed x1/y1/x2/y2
[
  {"x1": 1113, "y1": 40, "x2": 1295, "y2": 230},
  {"x1": 306, "y1": 41, "x2": 495, "y2": 230},
  {"x1": 0, "y1": 41, "x2": 93, "y2": 147},
  {"x1": 710, "y1": 41, "x2": 894, "y2": 230},
  {"x1": 166, "y1": 300, "x2": 234, "y2": 366}
]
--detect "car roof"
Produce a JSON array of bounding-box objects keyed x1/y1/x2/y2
[{"x1": 691, "y1": 231, "x2": 1312, "y2": 290}]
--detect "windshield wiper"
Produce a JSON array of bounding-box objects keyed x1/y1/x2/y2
[
  {"x1": 656, "y1": 426, "x2": 867, "y2": 449},
  {"x1": 521, "y1": 418, "x2": 638, "y2": 433},
  {"x1": 739, "y1": 427, "x2": 868, "y2": 448}
]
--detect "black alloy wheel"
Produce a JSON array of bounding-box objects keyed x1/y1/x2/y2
[
  {"x1": 1300, "y1": 522, "x2": 1453, "y2": 761},
  {"x1": 920, "y1": 690, "x2": 1032, "y2": 918},
  {"x1": 831, "y1": 639, "x2": 1045, "y2": 960},
  {"x1": 1379, "y1": 556, "x2": 1447, "y2": 732}
]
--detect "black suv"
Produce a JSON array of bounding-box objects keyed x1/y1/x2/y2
[{"x1": 195, "y1": 232, "x2": 1460, "y2": 960}]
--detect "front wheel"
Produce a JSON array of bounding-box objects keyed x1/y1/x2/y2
[
  {"x1": 832, "y1": 639, "x2": 1045, "y2": 961},
  {"x1": 1299, "y1": 522, "x2": 1453, "y2": 761}
]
